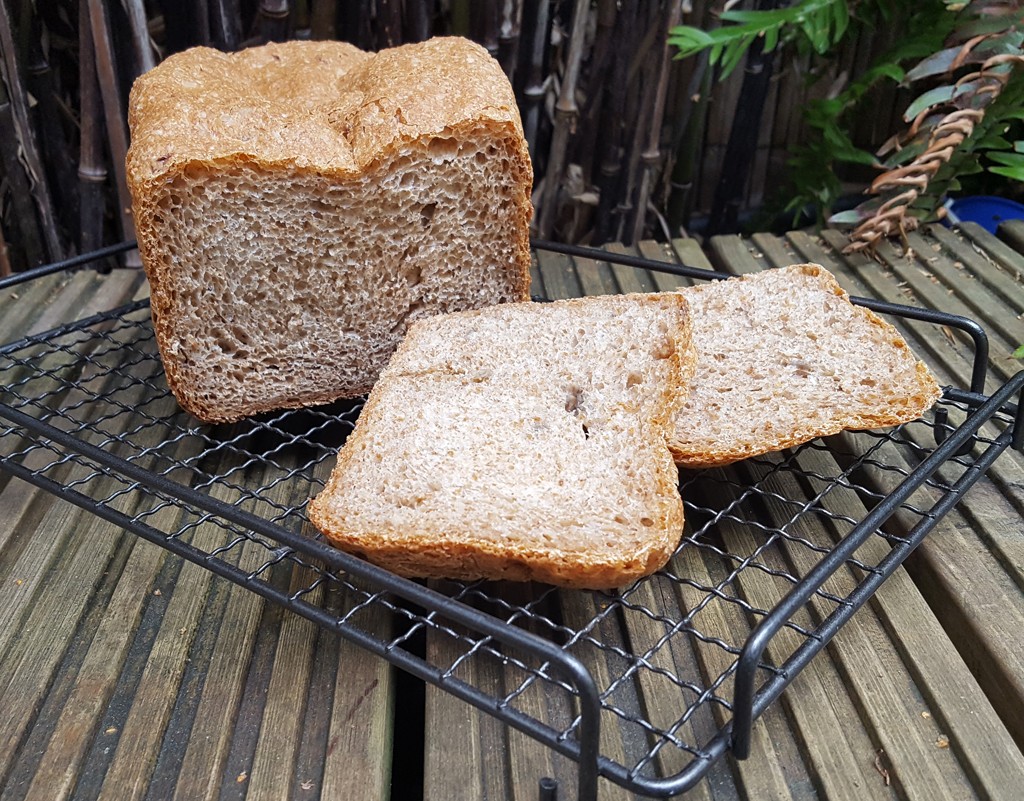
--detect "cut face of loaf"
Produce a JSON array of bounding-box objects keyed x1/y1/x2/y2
[
  {"x1": 670, "y1": 264, "x2": 942, "y2": 467},
  {"x1": 307, "y1": 294, "x2": 695, "y2": 590},
  {"x1": 126, "y1": 38, "x2": 533, "y2": 423}
]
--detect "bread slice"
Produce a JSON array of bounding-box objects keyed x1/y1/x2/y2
[
  {"x1": 307, "y1": 293, "x2": 694, "y2": 590},
  {"x1": 669, "y1": 264, "x2": 942, "y2": 467},
  {"x1": 126, "y1": 37, "x2": 533, "y2": 423}
]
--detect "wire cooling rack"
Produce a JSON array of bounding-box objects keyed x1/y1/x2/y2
[{"x1": 1, "y1": 243, "x2": 1022, "y2": 800}]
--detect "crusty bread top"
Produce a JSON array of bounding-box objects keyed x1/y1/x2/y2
[
  {"x1": 308, "y1": 293, "x2": 694, "y2": 590},
  {"x1": 670, "y1": 264, "x2": 942, "y2": 467},
  {"x1": 126, "y1": 36, "x2": 526, "y2": 182}
]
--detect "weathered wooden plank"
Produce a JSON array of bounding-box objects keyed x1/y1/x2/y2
[
  {"x1": 669, "y1": 540, "x2": 805, "y2": 800},
  {"x1": 705, "y1": 235, "x2": 770, "y2": 275},
  {"x1": 726, "y1": 471, "x2": 978, "y2": 800},
  {"x1": 706, "y1": 484, "x2": 900, "y2": 800},
  {"x1": 750, "y1": 447, "x2": 1024, "y2": 799},
  {"x1": 168, "y1": 539, "x2": 267, "y2": 801},
  {"x1": 902, "y1": 230, "x2": 1024, "y2": 350},
  {"x1": 91, "y1": 530, "x2": 235, "y2": 801},
  {"x1": 569, "y1": 253, "x2": 620, "y2": 298},
  {"x1": 15, "y1": 450, "x2": 177, "y2": 801},
  {"x1": 501, "y1": 585, "x2": 581, "y2": 799},
  {"x1": 557, "y1": 594, "x2": 657, "y2": 801},
  {"x1": 423, "y1": 611, "x2": 509, "y2": 801},
  {"x1": 535, "y1": 249, "x2": 585, "y2": 299},
  {"x1": 243, "y1": 564, "x2": 324, "y2": 801},
  {"x1": 603, "y1": 242, "x2": 657, "y2": 294},
  {"x1": 317, "y1": 582, "x2": 394, "y2": 801},
  {"x1": 670, "y1": 238, "x2": 716, "y2": 274},
  {"x1": 997, "y1": 219, "x2": 1024, "y2": 258},
  {"x1": 616, "y1": 564, "x2": 727, "y2": 801},
  {"x1": 931, "y1": 224, "x2": 1024, "y2": 300},
  {"x1": 637, "y1": 240, "x2": 688, "y2": 292}
]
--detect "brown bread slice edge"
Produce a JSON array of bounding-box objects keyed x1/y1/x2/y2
[
  {"x1": 669, "y1": 263, "x2": 942, "y2": 468},
  {"x1": 308, "y1": 293, "x2": 693, "y2": 590}
]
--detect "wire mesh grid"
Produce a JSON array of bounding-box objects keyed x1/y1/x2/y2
[{"x1": 0, "y1": 288, "x2": 1019, "y2": 798}]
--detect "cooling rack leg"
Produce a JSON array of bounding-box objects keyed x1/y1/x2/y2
[{"x1": 539, "y1": 776, "x2": 558, "y2": 800}]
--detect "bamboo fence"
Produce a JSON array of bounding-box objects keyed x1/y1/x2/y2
[{"x1": 0, "y1": 0, "x2": 904, "y2": 275}]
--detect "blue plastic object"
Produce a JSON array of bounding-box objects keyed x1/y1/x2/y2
[{"x1": 945, "y1": 195, "x2": 1024, "y2": 234}]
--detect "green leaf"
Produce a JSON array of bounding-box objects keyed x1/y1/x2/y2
[
  {"x1": 904, "y1": 46, "x2": 962, "y2": 82},
  {"x1": 828, "y1": 209, "x2": 869, "y2": 225},
  {"x1": 986, "y1": 151, "x2": 1024, "y2": 168},
  {"x1": 903, "y1": 85, "x2": 956, "y2": 121},
  {"x1": 1013, "y1": 344, "x2": 1024, "y2": 359},
  {"x1": 988, "y1": 165, "x2": 1024, "y2": 181}
]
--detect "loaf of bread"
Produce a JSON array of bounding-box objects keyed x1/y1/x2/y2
[
  {"x1": 307, "y1": 293, "x2": 695, "y2": 590},
  {"x1": 126, "y1": 37, "x2": 533, "y2": 423},
  {"x1": 670, "y1": 264, "x2": 942, "y2": 467}
]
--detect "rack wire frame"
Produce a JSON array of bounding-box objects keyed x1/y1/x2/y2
[{"x1": 0, "y1": 242, "x2": 1022, "y2": 800}]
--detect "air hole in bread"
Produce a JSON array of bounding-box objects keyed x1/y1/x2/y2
[
  {"x1": 419, "y1": 203, "x2": 437, "y2": 226},
  {"x1": 565, "y1": 386, "x2": 583, "y2": 414},
  {"x1": 639, "y1": 517, "x2": 654, "y2": 528},
  {"x1": 653, "y1": 338, "x2": 674, "y2": 359},
  {"x1": 626, "y1": 372, "x2": 643, "y2": 389},
  {"x1": 427, "y1": 137, "x2": 460, "y2": 160}
]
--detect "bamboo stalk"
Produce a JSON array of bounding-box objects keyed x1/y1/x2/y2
[
  {"x1": 665, "y1": 60, "x2": 712, "y2": 234},
  {"x1": 26, "y1": 13, "x2": 78, "y2": 235},
  {"x1": 210, "y1": 0, "x2": 243, "y2": 49},
  {"x1": 338, "y1": 0, "x2": 373, "y2": 50},
  {"x1": 449, "y1": 0, "x2": 471, "y2": 38},
  {"x1": 310, "y1": 0, "x2": 338, "y2": 40},
  {"x1": 404, "y1": 0, "x2": 434, "y2": 43},
  {"x1": 0, "y1": 0, "x2": 63, "y2": 263},
  {"x1": 472, "y1": 0, "x2": 500, "y2": 59},
  {"x1": 0, "y1": 81, "x2": 45, "y2": 267},
  {"x1": 593, "y1": 0, "x2": 638, "y2": 243},
  {"x1": 194, "y1": 0, "x2": 211, "y2": 45},
  {"x1": 86, "y1": 0, "x2": 137, "y2": 261},
  {"x1": 516, "y1": 0, "x2": 549, "y2": 160},
  {"x1": 575, "y1": 0, "x2": 616, "y2": 187},
  {"x1": 123, "y1": 0, "x2": 156, "y2": 72},
  {"x1": 536, "y1": 0, "x2": 590, "y2": 240},
  {"x1": 78, "y1": 0, "x2": 107, "y2": 256},
  {"x1": 630, "y1": 0, "x2": 684, "y2": 244},
  {"x1": 377, "y1": 0, "x2": 402, "y2": 48},
  {"x1": 707, "y1": 0, "x2": 784, "y2": 234},
  {"x1": 0, "y1": 218, "x2": 11, "y2": 277},
  {"x1": 258, "y1": 0, "x2": 291, "y2": 43},
  {"x1": 497, "y1": 0, "x2": 522, "y2": 77}
]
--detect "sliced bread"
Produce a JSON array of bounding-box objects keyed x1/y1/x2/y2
[
  {"x1": 307, "y1": 293, "x2": 694, "y2": 590},
  {"x1": 670, "y1": 264, "x2": 942, "y2": 467},
  {"x1": 126, "y1": 37, "x2": 533, "y2": 423}
]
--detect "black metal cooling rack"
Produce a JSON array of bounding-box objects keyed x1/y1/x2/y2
[{"x1": 1, "y1": 242, "x2": 1022, "y2": 800}]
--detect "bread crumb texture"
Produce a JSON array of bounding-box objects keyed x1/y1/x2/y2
[
  {"x1": 670, "y1": 264, "x2": 942, "y2": 467},
  {"x1": 308, "y1": 294, "x2": 694, "y2": 590},
  {"x1": 126, "y1": 37, "x2": 533, "y2": 422}
]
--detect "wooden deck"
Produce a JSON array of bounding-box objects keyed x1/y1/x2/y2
[{"x1": 0, "y1": 223, "x2": 1022, "y2": 800}]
